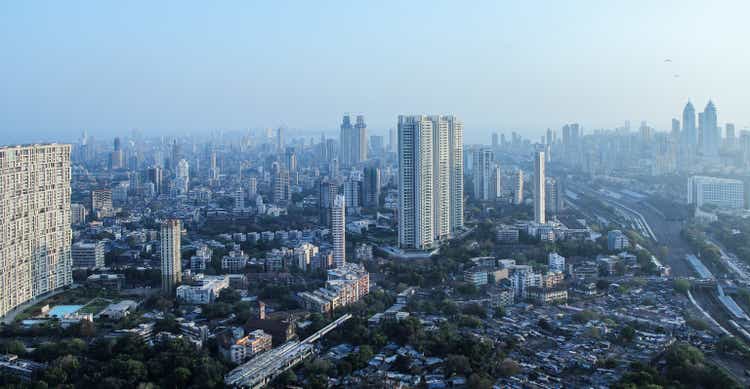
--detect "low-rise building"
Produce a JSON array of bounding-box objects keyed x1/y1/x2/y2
[
  {"x1": 230, "y1": 329, "x2": 273, "y2": 364},
  {"x1": 176, "y1": 275, "x2": 230, "y2": 304},
  {"x1": 0, "y1": 355, "x2": 46, "y2": 382},
  {"x1": 526, "y1": 287, "x2": 568, "y2": 305},
  {"x1": 72, "y1": 241, "x2": 105, "y2": 269}
]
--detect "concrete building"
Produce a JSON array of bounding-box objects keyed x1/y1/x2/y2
[
  {"x1": 230, "y1": 329, "x2": 273, "y2": 364},
  {"x1": 176, "y1": 275, "x2": 229, "y2": 304},
  {"x1": 161, "y1": 219, "x2": 182, "y2": 292},
  {"x1": 363, "y1": 166, "x2": 381, "y2": 208},
  {"x1": 687, "y1": 175, "x2": 744, "y2": 209},
  {"x1": 533, "y1": 151, "x2": 546, "y2": 224},
  {"x1": 472, "y1": 148, "x2": 494, "y2": 201},
  {"x1": 548, "y1": 252, "x2": 565, "y2": 273},
  {"x1": 607, "y1": 230, "x2": 630, "y2": 251},
  {"x1": 72, "y1": 241, "x2": 105, "y2": 269},
  {"x1": 91, "y1": 188, "x2": 113, "y2": 218},
  {"x1": 0, "y1": 144, "x2": 72, "y2": 318},
  {"x1": 397, "y1": 115, "x2": 464, "y2": 250},
  {"x1": 70, "y1": 203, "x2": 87, "y2": 225},
  {"x1": 331, "y1": 194, "x2": 346, "y2": 268},
  {"x1": 513, "y1": 169, "x2": 524, "y2": 205},
  {"x1": 340, "y1": 114, "x2": 368, "y2": 167}
]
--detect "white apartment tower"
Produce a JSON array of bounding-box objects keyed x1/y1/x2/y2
[
  {"x1": 398, "y1": 115, "x2": 464, "y2": 250},
  {"x1": 513, "y1": 169, "x2": 524, "y2": 205},
  {"x1": 534, "y1": 151, "x2": 546, "y2": 224},
  {"x1": 331, "y1": 195, "x2": 346, "y2": 267},
  {"x1": 161, "y1": 219, "x2": 182, "y2": 292},
  {"x1": 473, "y1": 148, "x2": 494, "y2": 201},
  {"x1": 0, "y1": 144, "x2": 72, "y2": 317}
]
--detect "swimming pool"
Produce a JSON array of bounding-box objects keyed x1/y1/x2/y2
[{"x1": 47, "y1": 305, "x2": 83, "y2": 318}]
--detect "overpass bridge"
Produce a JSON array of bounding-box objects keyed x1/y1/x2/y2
[{"x1": 225, "y1": 313, "x2": 352, "y2": 388}]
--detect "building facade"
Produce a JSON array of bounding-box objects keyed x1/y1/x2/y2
[
  {"x1": 398, "y1": 115, "x2": 464, "y2": 250},
  {"x1": 161, "y1": 219, "x2": 182, "y2": 292},
  {"x1": 0, "y1": 144, "x2": 72, "y2": 317},
  {"x1": 533, "y1": 151, "x2": 546, "y2": 224},
  {"x1": 331, "y1": 194, "x2": 346, "y2": 267}
]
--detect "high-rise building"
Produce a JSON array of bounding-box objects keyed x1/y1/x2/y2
[
  {"x1": 247, "y1": 177, "x2": 258, "y2": 196},
  {"x1": 91, "y1": 189, "x2": 113, "y2": 218},
  {"x1": 176, "y1": 159, "x2": 189, "y2": 195},
  {"x1": 209, "y1": 151, "x2": 219, "y2": 183},
  {"x1": 110, "y1": 137, "x2": 124, "y2": 169},
  {"x1": 701, "y1": 100, "x2": 720, "y2": 156},
  {"x1": 513, "y1": 169, "x2": 524, "y2": 205},
  {"x1": 276, "y1": 127, "x2": 285, "y2": 151},
  {"x1": 285, "y1": 147, "x2": 297, "y2": 172},
  {"x1": 726, "y1": 123, "x2": 736, "y2": 145},
  {"x1": 492, "y1": 133, "x2": 499, "y2": 148},
  {"x1": 161, "y1": 219, "x2": 182, "y2": 292},
  {"x1": 319, "y1": 178, "x2": 339, "y2": 225},
  {"x1": 369, "y1": 135, "x2": 384, "y2": 157},
  {"x1": 545, "y1": 177, "x2": 564, "y2": 216},
  {"x1": 70, "y1": 203, "x2": 87, "y2": 225},
  {"x1": 491, "y1": 165, "x2": 502, "y2": 200},
  {"x1": 0, "y1": 144, "x2": 72, "y2": 317},
  {"x1": 671, "y1": 118, "x2": 680, "y2": 139},
  {"x1": 331, "y1": 195, "x2": 346, "y2": 268},
  {"x1": 147, "y1": 166, "x2": 164, "y2": 195},
  {"x1": 388, "y1": 128, "x2": 397, "y2": 153},
  {"x1": 340, "y1": 114, "x2": 368, "y2": 167},
  {"x1": 272, "y1": 169, "x2": 291, "y2": 204},
  {"x1": 398, "y1": 115, "x2": 463, "y2": 249},
  {"x1": 682, "y1": 101, "x2": 697, "y2": 147},
  {"x1": 343, "y1": 179, "x2": 362, "y2": 210},
  {"x1": 472, "y1": 148, "x2": 494, "y2": 201},
  {"x1": 533, "y1": 151, "x2": 546, "y2": 224},
  {"x1": 234, "y1": 189, "x2": 245, "y2": 210},
  {"x1": 363, "y1": 167, "x2": 381, "y2": 208}
]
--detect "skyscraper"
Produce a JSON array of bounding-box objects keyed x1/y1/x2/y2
[
  {"x1": 513, "y1": 169, "x2": 524, "y2": 205},
  {"x1": 272, "y1": 168, "x2": 291, "y2": 204},
  {"x1": 671, "y1": 118, "x2": 680, "y2": 138},
  {"x1": 533, "y1": 151, "x2": 546, "y2": 224},
  {"x1": 398, "y1": 115, "x2": 464, "y2": 250},
  {"x1": 0, "y1": 144, "x2": 72, "y2": 317},
  {"x1": 701, "y1": 100, "x2": 719, "y2": 156},
  {"x1": 176, "y1": 159, "x2": 189, "y2": 194},
  {"x1": 331, "y1": 195, "x2": 346, "y2": 268},
  {"x1": 682, "y1": 101, "x2": 697, "y2": 147},
  {"x1": 363, "y1": 166, "x2": 381, "y2": 208},
  {"x1": 726, "y1": 123, "x2": 736, "y2": 145},
  {"x1": 147, "y1": 166, "x2": 164, "y2": 195},
  {"x1": 319, "y1": 178, "x2": 339, "y2": 225},
  {"x1": 340, "y1": 114, "x2": 368, "y2": 167},
  {"x1": 472, "y1": 148, "x2": 494, "y2": 201},
  {"x1": 161, "y1": 219, "x2": 182, "y2": 292},
  {"x1": 491, "y1": 165, "x2": 502, "y2": 200},
  {"x1": 110, "y1": 137, "x2": 123, "y2": 169}
]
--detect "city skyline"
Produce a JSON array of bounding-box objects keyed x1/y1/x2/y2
[{"x1": 3, "y1": 1, "x2": 750, "y2": 144}]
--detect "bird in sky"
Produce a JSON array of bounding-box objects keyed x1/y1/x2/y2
[{"x1": 664, "y1": 59, "x2": 672, "y2": 62}]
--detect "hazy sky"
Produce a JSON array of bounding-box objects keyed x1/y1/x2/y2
[{"x1": 2, "y1": 1, "x2": 749, "y2": 144}]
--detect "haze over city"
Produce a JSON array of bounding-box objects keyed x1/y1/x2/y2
[
  {"x1": 2, "y1": 0, "x2": 750, "y2": 144},
  {"x1": 4, "y1": 2, "x2": 750, "y2": 389}
]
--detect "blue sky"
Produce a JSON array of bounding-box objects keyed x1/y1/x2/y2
[{"x1": 1, "y1": 1, "x2": 749, "y2": 144}]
